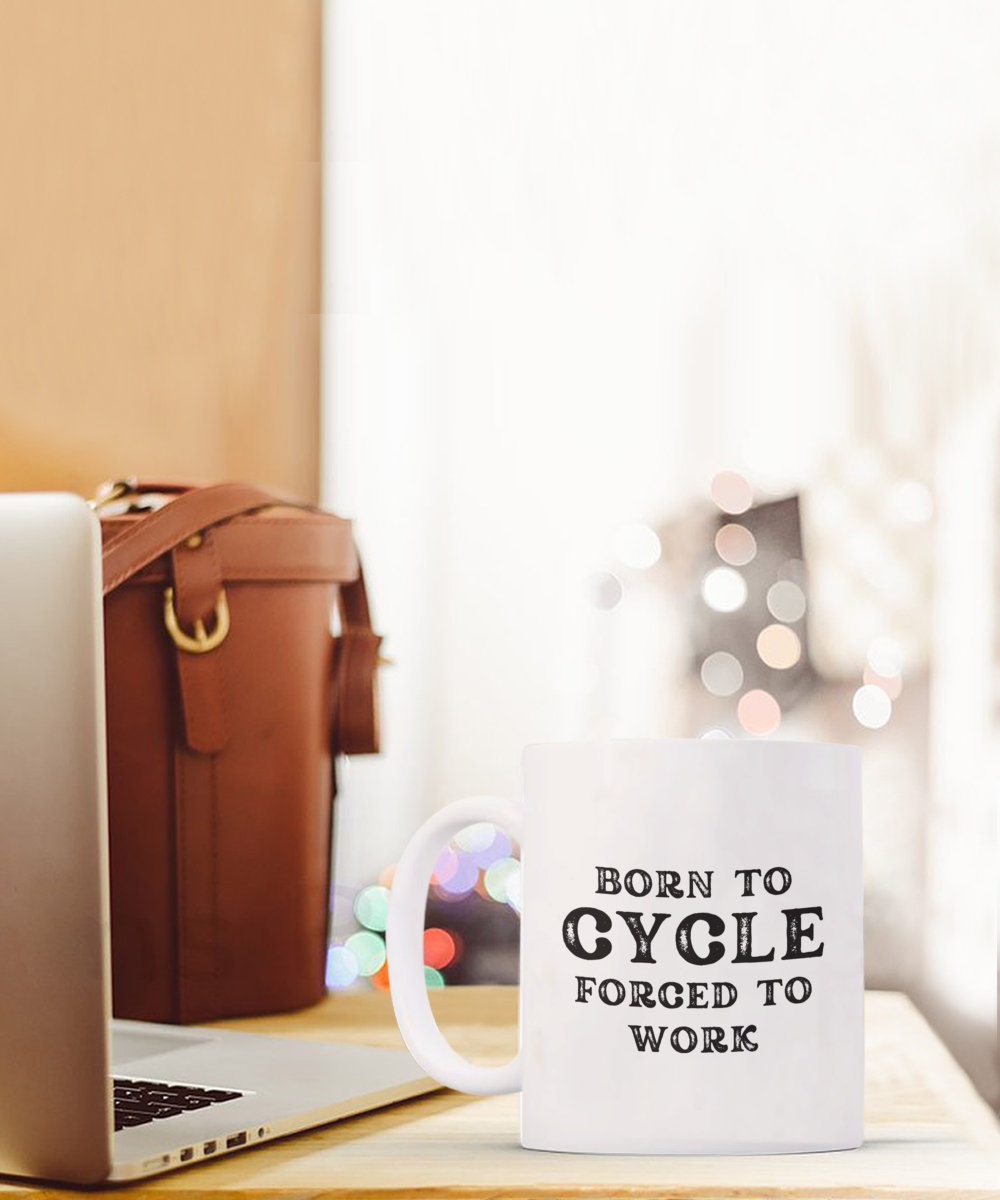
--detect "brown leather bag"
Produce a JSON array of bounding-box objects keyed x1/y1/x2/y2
[{"x1": 97, "y1": 480, "x2": 381, "y2": 1023}]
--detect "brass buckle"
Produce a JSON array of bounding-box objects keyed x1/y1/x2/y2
[
  {"x1": 88, "y1": 477, "x2": 139, "y2": 511},
  {"x1": 163, "y1": 586, "x2": 230, "y2": 654}
]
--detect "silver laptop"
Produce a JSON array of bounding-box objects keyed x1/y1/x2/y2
[{"x1": 0, "y1": 492, "x2": 433, "y2": 1184}]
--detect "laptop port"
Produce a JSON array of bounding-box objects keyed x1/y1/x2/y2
[
  {"x1": 203, "y1": 1140, "x2": 217, "y2": 1155},
  {"x1": 226, "y1": 1132, "x2": 247, "y2": 1149},
  {"x1": 179, "y1": 1147, "x2": 194, "y2": 1163}
]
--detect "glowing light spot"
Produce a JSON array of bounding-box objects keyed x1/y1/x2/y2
[
  {"x1": 484, "y1": 857, "x2": 521, "y2": 905},
  {"x1": 431, "y1": 845, "x2": 459, "y2": 886},
  {"x1": 454, "y1": 823, "x2": 496, "y2": 853},
  {"x1": 715, "y1": 523, "x2": 757, "y2": 566},
  {"x1": 709, "y1": 470, "x2": 753, "y2": 515},
  {"x1": 586, "y1": 571, "x2": 623, "y2": 610},
  {"x1": 469, "y1": 828, "x2": 513, "y2": 870},
  {"x1": 424, "y1": 966, "x2": 446, "y2": 989},
  {"x1": 701, "y1": 567, "x2": 748, "y2": 613},
  {"x1": 700, "y1": 651, "x2": 744, "y2": 697},
  {"x1": 756, "y1": 624, "x2": 802, "y2": 670},
  {"x1": 867, "y1": 636, "x2": 904, "y2": 678},
  {"x1": 326, "y1": 944, "x2": 359, "y2": 989},
  {"x1": 614, "y1": 523, "x2": 662, "y2": 570},
  {"x1": 354, "y1": 885, "x2": 390, "y2": 932},
  {"x1": 505, "y1": 869, "x2": 522, "y2": 912},
  {"x1": 737, "y1": 689, "x2": 781, "y2": 736},
  {"x1": 766, "y1": 580, "x2": 806, "y2": 623},
  {"x1": 700, "y1": 728, "x2": 732, "y2": 740},
  {"x1": 853, "y1": 685, "x2": 892, "y2": 729},
  {"x1": 423, "y1": 928, "x2": 457, "y2": 969},
  {"x1": 437, "y1": 854, "x2": 479, "y2": 897},
  {"x1": 371, "y1": 962, "x2": 390, "y2": 991},
  {"x1": 345, "y1": 930, "x2": 387, "y2": 977}
]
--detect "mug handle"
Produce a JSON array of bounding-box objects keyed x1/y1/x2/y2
[{"x1": 386, "y1": 794, "x2": 524, "y2": 1094}]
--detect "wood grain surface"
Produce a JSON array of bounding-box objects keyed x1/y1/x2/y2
[{"x1": 3, "y1": 987, "x2": 998, "y2": 1198}]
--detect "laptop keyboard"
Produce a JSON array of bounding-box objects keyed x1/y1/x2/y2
[{"x1": 113, "y1": 1077, "x2": 244, "y2": 1132}]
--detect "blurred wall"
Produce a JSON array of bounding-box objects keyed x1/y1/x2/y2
[{"x1": 0, "y1": 0, "x2": 321, "y2": 499}]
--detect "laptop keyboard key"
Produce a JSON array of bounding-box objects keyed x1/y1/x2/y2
[
  {"x1": 114, "y1": 1112, "x2": 155, "y2": 1129},
  {"x1": 111, "y1": 1076, "x2": 245, "y2": 1132}
]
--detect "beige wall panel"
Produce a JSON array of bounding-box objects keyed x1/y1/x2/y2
[{"x1": 0, "y1": 0, "x2": 321, "y2": 500}]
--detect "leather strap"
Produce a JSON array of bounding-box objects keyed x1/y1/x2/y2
[
  {"x1": 331, "y1": 569, "x2": 382, "y2": 756},
  {"x1": 97, "y1": 481, "x2": 382, "y2": 758},
  {"x1": 102, "y1": 482, "x2": 300, "y2": 596},
  {"x1": 170, "y1": 530, "x2": 230, "y2": 754}
]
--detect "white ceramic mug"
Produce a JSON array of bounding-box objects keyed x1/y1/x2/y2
[{"x1": 387, "y1": 739, "x2": 863, "y2": 1154}]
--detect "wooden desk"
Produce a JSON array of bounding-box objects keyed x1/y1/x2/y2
[{"x1": 5, "y1": 988, "x2": 999, "y2": 1198}]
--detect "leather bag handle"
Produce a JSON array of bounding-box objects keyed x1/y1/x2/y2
[
  {"x1": 101, "y1": 482, "x2": 299, "y2": 595},
  {"x1": 97, "y1": 481, "x2": 382, "y2": 756}
]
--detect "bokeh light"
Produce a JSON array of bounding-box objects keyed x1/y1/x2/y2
[
  {"x1": 468, "y1": 827, "x2": 513, "y2": 870},
  {"x1": 371, "y1": 962, "x2": 390, "y2": 991},
  {"x1": 326, "y1": 944, "x2": 359, "y2": 989},
  {"x1": 699, "y1": 728, "x2": 732, "y2": 740},
  {"x1": 586, "y1": 571, "x2": 623, "y2": 610},
  {"x1": 504, "y1": 868, "x2": 522, "y2": 912},
  {"x1": 431, "y1": 845, "x2": 459, "y2": 886},
  {"x1": 867, "y1": 636, "x2": 904, "y2": 678},
  {"x1": 354, "y1": 884, "x2": 390, "y2": 932},
  {"x1": 766, "y1": 580, "x2": 807, "y2": 623},
  {"x1": 436, "y1": 853, "x2": 479, "y2": 897},
  {"x1": 715, "y1": 523, "x2": 757, "y2": 566},
  {"x1": 423, "y1": 927, "x2": 457, "y2": 969},
  {"x1": 853, "y1": 684, "x2": 892, "y2": 729},
  {"x1": 701, "y1": 567, "x2": 748, "y2": 613},
  {"x1": 700, "y1": 651, "x2": 744, "y2": 696},
  {"x1": 737, "y1": 689, "x2": 782, "y2": 735},
  {"x1": 484, "y1": 857, "x2": 521, "y2": 906},
  {"x1": 756, "y1": 624, "x2": 802, "y2": 669},
  {"x1": 424, "y1": 966, "x2": 446, "y2": 989},
  {"x1": 345, "y1": 930, "x2": 387, "y2": 977},
  {"x1": 709, "y1": 470, "x2": 753, "y2": 515},
  {"x1": 455, "y1": 823, "x2": 496, "y2": 853},
  {"x1": 614, "y1": 523, "x2": 662, "y2": 570}
]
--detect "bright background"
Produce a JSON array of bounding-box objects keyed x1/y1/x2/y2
[{"x1": 323, "y1": 1, "x2": 999, "y2": 1106}]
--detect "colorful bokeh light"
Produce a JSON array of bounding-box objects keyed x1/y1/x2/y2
[
  {"x1": 437, "y1": 853, "x2": 479, "y2": 897},
  {"x1": 709, "y1": 470, "x2": 753, "y2": 515},
  {"x1": 737, "y1": 689, "x2": 782, "y2": 736},
  {"x1": 756, "y1": 623, "x2": 802, "y2": 669},
  {"x1": 715, "y1": 523, "x2": 757, "y2": 566},
  {"x1": 432, "y1": 844, "x2": 459, "y2": 886},
  {"x1": 484, "y1": 857, "x2": 521, "y2": 906},
  {"x1": 354, "y1": 884, "x2": 390, "y2": 932},
  {"x1": 326, "y1": 944, "x2": 359, "y2": 989},
  {"x1": 455, "y1": 823, "x2": 496, "y2": 853},
  {"x1": 423, "y1": 927, "x2": 457, "y2": 969},
  {"x1": 345, "y1": 930, "x2": 387, "y2": 977}
]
